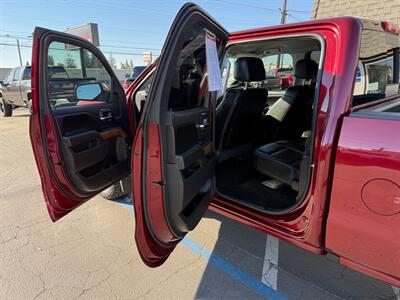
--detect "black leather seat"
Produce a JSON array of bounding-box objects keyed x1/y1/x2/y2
[
  {"x1": 254, "y1": 140, "x2": 305, "y2": 189},
  {"x1": 216, "y1": 57, "x2": 268, "y2": 161},
  {"x1": 264, "y1": 58, "x2": 318, "y2": 141}
]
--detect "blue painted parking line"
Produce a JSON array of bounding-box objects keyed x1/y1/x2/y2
[
  {"x1": 113, "y1": 198, "x2": 288, "y2": 300},
  {"x1": 181, "y1": 238, "x2": 288, "y2": 300}
]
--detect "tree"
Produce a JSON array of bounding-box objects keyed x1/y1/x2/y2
[
  {"x1": 107, "y1": 53, "x2": 117, "y2": 69},
  {"x1": 83, "y1": 51, "x2": 103, "y2": 68},
  {"x1": 64, "y1": 54, "x2": 77, "y2": 68},
  {"x1": 129, "y1": 59, "x2": 134, "y2": 68},
  {"x1": 124, "y1": 59, "x2": 130, "y2": 69}
]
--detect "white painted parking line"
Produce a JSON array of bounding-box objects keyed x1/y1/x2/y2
[
  {"x1": 262, "y1": 235, "x2": 280, "y2": 290},
  {"x1": 393, "y1": 286, "x2": 399, "y2": 300}
]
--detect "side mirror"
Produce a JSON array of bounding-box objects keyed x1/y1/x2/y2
[
  {"x1": 74, "y1": 82, "x2": 105, "y2": 101},
  {"x1": 135, "y1": 90, "x2": 149, "y2": 112}
]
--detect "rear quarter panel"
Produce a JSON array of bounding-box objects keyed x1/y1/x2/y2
[{"x1": 326, "y1": 114, "x2": 400, "y2": 286}]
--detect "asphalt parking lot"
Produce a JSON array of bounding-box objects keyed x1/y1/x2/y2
[{"x1": 1, "y1": 108, "x2": 399, "y2": 300}]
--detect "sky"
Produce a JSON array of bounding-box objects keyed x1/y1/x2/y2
[{"x1": 0, "y1": 0, "x2": 314, "y2": 68}]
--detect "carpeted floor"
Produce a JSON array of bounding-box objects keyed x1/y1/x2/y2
[{"x1": 216, "y1": 157, "x2": 297, "y2": 212}]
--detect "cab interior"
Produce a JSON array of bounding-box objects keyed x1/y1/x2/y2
[
  {"x1": 215, "y1": 37, "x2": 321, "y2": 213},
  {"x1": 133, "y1": 36, "x2": 322, "y2": 215}
]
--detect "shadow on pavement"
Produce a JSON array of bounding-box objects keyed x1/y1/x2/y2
[{"x1": 194, "y1": 210, "x2": 396, "y2": 300}]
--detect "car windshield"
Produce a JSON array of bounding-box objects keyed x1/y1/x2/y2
[
  {"x1": 131, "y1": 66, "x2": 146, "y2": 78},
  {"x1": 23, "y1": 67, "x2": 32, "y2": 80}
]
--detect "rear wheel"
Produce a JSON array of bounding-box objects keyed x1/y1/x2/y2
[
  {"x1": 28, "y1": 100, "x2": 32, "y2": 115},
  {"x1": 0, "y1": 98, "x2": 12, "y2": 117},
  {"x1": 100, "y1": 177, "x2": 131, "y2": 200}
]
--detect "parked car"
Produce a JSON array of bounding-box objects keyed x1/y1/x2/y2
[
  {"x1": 0, "y1": 66, "x2": 32, "y2": 116},
  {"x1": 28, "y1": 4, "x2": 400, "y2": 287},
  {"x1": 123, "y1": 66, "x2": 147, "y2": 89},
  {"x1": 0, "y1": 65, "x2": 90, "y2": 116}
]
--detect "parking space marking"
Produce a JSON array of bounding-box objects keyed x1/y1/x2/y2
[
  {"x1": 262, "y1": 235, "x2": 280, "y2": 290},
  {"x1": 181, "y1": 237, "x2": 288, "y2": 300},
  {"x1": 393, "y1": 286, "x2": 400, "y2": 300},
  {"x1": 114, "y1": 198, "x2": 288, "y2": 300}
]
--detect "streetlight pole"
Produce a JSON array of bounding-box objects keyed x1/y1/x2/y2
[
  {"x1": 16, "y1": 39, "x2": 23, "y2": 66},
  {"x1": 277, "y1": 0, "x2": 287, "y2": 68}
]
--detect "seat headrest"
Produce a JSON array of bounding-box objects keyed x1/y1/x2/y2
[
  {"x1": 234, "y1": 57, "x2": 266, "y2": 82},
  {"x1": 294, "y1": 59, "x2": 318, "y2": 80}
]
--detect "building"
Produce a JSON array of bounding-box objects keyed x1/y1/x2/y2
[{"x1": 311, "y1": 0, "x2": 400, "y2": 26}]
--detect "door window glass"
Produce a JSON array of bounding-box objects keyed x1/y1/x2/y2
[
  {"x1": 5, "y1": 69, "x2": 15, "y2": 83},
  {"x1": 23, "y1": 67, "x2": 31, "y2": 80},
  {"x1": 263, "y1": 54, "x2": 294, "y2": 91},
  {"x1": 47, "y1": 41, "x2": 112, "y2": 109},
  {"x1": 12, "y1": 68, "x2": 20, "y2": 81},
  {"x1": 353, "y1": 29, "x2": 400, "y2": 106},
  {"x1": 168, "y1": 24, "x2": 207, "y2": 110}
]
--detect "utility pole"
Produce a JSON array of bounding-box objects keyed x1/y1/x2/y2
[
  {"x1": 277, "y1": 0, "x2": 287, "y2": 68},
  {"x1": 16, "y1": 39, "x2": 23, "y2": 66}
]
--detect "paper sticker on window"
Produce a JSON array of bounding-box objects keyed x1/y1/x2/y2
[{"x1": 205, "y1": 33, "x2": 222, "y2": 92}]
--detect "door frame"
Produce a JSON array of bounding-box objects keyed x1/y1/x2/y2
[{"x1": 30, "y1": 27, "x2": 130, "y2": 220}]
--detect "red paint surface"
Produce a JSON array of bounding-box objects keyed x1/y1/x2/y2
[
  {"x1": 132, "y1": 128, "x2": 175, "y2": 266},
  {"x1": 29, "y1": 30, "x2": 90, "y2": 221},
  {"x1": 125, "y1": 62, "x2": 157, "y2": 140},
  {"x1": 327, "y1": 116, "x2": 400, "y2": 286}
]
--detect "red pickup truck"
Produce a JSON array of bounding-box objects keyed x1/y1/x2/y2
[{"x1": 29, "y1": 4, "x2": 399, "y2": 286}]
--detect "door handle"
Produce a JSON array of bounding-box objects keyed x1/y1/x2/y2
[
  {"x1": 197, "y1": 112, "x2": 209, "y2": 130},
  {"x1": 196, "y1": 122, "x2": 209, "y2": 129},
  {"x1": 100, "y1": 115, "x2": 112, "y2": 121},
  {"x1": 99, "y1": 109, "x2": 112, "y2": 122}
]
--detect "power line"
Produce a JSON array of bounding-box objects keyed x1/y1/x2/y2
[
  {"x1": 0, "y1": 42, "x2": 155, "y2": 57},
  {"x1": 0, "y1": 35, "x2": 161, "y2": 51},
  {"x1": 214, "y1": 0, "x2": 281, "y2": 14}
]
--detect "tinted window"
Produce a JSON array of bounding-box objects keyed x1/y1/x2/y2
[
  {"x1": 5, "y1": 69, "x2": 15, "y2": 83},
  {"x1": 13, "y1": 68, "x2": 20, "y2": 81},
  {"x1": 353, "y1": 30, "x2": 400, "y2": 106},
  {"x1": 131, "y1": 66, "x2": 146, "y2": 78},
  {"x1": 23, "y1": 67, "x2": 31, "y2": 80},
  {"x1": 47, "y1": 41, "x2": 112, "y2": 109},
  {"x1": 263, "y1": 54, "x2": 294, "y2": 91},
  {"x1": 168, "y1": 25, "x2": 206, "y2": 110}
]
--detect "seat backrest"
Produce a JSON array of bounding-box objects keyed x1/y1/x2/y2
[
  {"x1": 265, "y1": 59, "x2": 318, "y2": 140},
  {"x1": 216, "y1": 57, "x2": 268, "y2": 151}
]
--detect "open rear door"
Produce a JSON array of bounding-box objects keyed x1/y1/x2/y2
[
  {"x1": 132, "y1": 3, "x2": 228, "y2": 266},
  {"x1": 30, "y1": 28, "x2": 131, "y2": 221}
]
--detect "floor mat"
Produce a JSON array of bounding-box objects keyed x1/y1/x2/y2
[{"x1": 216, "y1": 158, "x2": 297, "y2": 212}]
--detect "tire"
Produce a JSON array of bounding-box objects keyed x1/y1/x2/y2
[
  {"x1": 28, "y1": 100, "x2": 32, "y2": 115},
  {"x1": 0, "y1": 98, "x2": 12, "y2": 117},
  {"x1": 100, "y1": 177, "x2": 131, "y2": 200}
]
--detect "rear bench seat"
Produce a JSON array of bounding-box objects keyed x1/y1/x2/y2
[{"x1": 254, "y1": 139, "x2": 308, "y2": 191}]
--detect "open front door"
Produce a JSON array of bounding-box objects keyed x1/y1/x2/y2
[
  {"x1": 30, "y1": 28, "x2": 131, "y2": 221},
  {"x1": 133, "y1": 3, "x2": 228, "y2": 266}
]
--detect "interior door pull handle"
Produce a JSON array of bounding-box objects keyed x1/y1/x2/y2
[
  {"x1": 197, "y1": 123, "x2": 209, "y2": 129},
  {"x1": 100, "y1": 115, "x2": 112, "y2": 121}
]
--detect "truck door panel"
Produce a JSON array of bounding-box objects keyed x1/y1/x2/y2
[
  {"x1": 327, "y1": 105, "x2": 400, "y2": 286},
  {"x1": 30, "y1": 28, "x2": 131, "y2": 220}
]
